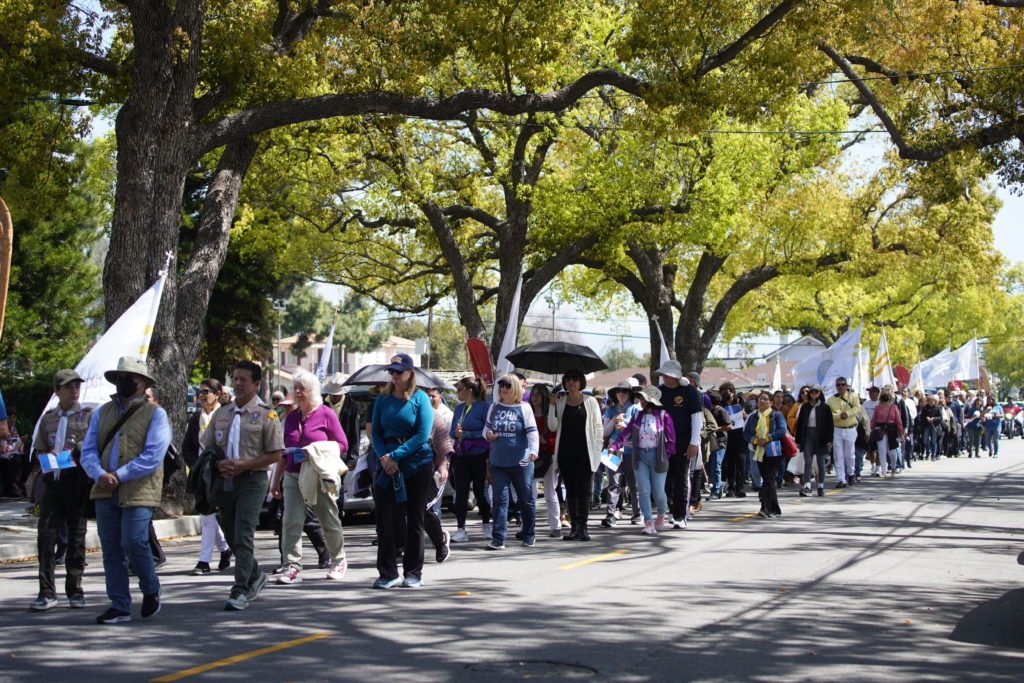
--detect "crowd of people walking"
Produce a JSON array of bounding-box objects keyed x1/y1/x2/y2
[{"x1": 14, "y1": 353, "x2": 1006, "y2": 624}]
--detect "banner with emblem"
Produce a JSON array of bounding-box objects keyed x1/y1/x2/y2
[{"x1": 791, "y1": 323, "x2": 863, "y2": 397}]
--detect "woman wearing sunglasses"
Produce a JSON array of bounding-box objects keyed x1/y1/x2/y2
[
  {"x1": 181, "y1": 379, "x2": 232, "y2": 575},
  {"x1": 482, "y1": 375, "x2": 538, "y2": 550}
]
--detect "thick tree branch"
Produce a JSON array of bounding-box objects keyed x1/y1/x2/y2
[
  {"x1": 696, "y1": 1, "x2": 800, "y2": 77},
  {"x1": 197, "y1": 69, "x2": 647, "y2": 153},
  {"x1": 819, "y1": 42, "x2": 1024, "y2": 162}
]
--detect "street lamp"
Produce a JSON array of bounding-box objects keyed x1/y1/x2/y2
[{"x1": 272, "y1": 298, "x2": 288, "y2": 394}]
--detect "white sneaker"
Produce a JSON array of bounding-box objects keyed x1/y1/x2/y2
[
  {"x1": 451, "y1": 528, "x2": 470, "y2": 543},
  {"x1": 672, "y1": 518, "x2": 687, "y2": 529},
  {"x1": 482, "y1": 523, "x2": 493, "y2": 540}
]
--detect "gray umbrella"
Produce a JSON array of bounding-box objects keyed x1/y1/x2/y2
[{"x1": 341, "y1": 364, "x2": 453, "y2": 390}]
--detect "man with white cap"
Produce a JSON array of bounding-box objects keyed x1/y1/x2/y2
[
  {"x1": 30, "y1": 369, "x2": 93, "y2": 612},
  {"x1": 656, "y1": 360, "x2": 703, "y2": 529},
  {"x1": 80, "y1": 356, "x2": 172, "y2": 624}
]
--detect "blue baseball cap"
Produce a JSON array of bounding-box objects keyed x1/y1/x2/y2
[{"x1": 386, "y1": 353, "x2": 414, "y2": 373}]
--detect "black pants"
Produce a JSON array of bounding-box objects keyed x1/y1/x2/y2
[
  {"x1": 723, "y1": 430, "x2": 748, "y2": 492},
  {"x1": 666, "y1": 454, "x2": 691, "y2": 521},
  {"x1": 36, "y1": 470, "x2": 90, "y2": 599},
  {"x1": 757, "y1": 457, "x2": 782, "y2": 516},
  {"x1": 452, "y1": 452, "x2": 491, "y2": 527},
  {"x1": 374, "y1": 464, "x2": 431, "y2": 581}
]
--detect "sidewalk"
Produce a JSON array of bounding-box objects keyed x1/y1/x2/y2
[{"x1": 0, "y1": 499, "x2": 199, "y2": 562}]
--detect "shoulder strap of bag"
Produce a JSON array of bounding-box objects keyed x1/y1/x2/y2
[{"x1": 97, "y1": 401, "x2": 147, "y2": 461}]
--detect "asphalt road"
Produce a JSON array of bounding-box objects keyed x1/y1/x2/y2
[{"x1": 1, "y1": 441, "x2": 1022, "y2": 682}]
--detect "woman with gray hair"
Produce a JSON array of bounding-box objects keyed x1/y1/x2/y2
[{"x1": 269, "y1": 369, "x2": 349, "y2": 584}]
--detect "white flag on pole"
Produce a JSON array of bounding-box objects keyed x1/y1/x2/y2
[
  {"x1": 37, "y1": 265, "x2": 169, "y2": 425},
  {"x1": 791, "y1": 324, "x2": 863, "y2": 397},
  {"x1": 925, "y1": 337, "x2": 980, "y2": 386},
  {"x1": 910, "y1": 347, "x2": 949, "y2": 393},
  {"x1": 771, "y1": 358, "x2": 782, "y2": 392},
  {"x1": 494, "y1": 273, "x2": 524, "y2": 399},
  {"x1": 316, "y1": 322, "x2": 336, "y2": 381},
  {"x1": 873, "y1": 330, "x2": 896, "y2": 388},
  {"x1": 654, "y1": 315, "x2": 673, "y2": 370}
]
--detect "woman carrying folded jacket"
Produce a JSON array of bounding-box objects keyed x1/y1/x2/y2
[
  {"x1": 449, "y1": 375, "x2": 493, "y2": 543},
  {"x1": 370, "y1": 353, "x2": 434, "y2": 589},
  {"x1": 270, "y1": 369, "x2": 348, "y2": 585},
  {"x1": 607, "y1": 385, "x2": 676, "y2": 535},
  {"x1": 744, "y1": 391, "x2": 787, "y2": 519}
]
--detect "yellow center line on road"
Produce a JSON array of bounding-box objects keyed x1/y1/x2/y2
[
  {"x1": 557, "y1": 549, "x2": 628, "y2": 570},
  {"x1": 151, "y1": 632, "x2": 332, "y2": 682},
  {"x1": 728, "y1": 512, "x2": 758, "y2": 522}
]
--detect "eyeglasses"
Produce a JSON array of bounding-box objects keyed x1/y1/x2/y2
[
  {"x1": 810, "y1": 389, "x2": 820, "y2": 393},
  {"x1": 498, "y1": 381, "x2": 512, "y2": 389},
  {"x1": 387, "y1": 369, "x2": 405, "y2": 375},
  {"x1": 198, "y1": 389, "x2": 211, "y2": 395}
]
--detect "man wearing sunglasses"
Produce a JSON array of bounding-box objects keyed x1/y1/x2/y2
[{"x1": 827, "y1": 377, "x2": 861, "y2": 489}]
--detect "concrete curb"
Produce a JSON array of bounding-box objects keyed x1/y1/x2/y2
[{"x1": 0, "y1": 515, "x2": 201, "y2": 563}]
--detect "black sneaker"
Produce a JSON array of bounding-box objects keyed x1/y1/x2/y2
[
  {"x1": 218, "y1": 550, "x2": 233, "y2": 571},
  {"x1": 799, "y1": 488, "x2": 810, "y2": 497},
  {"x1": 96, "y1": 607, "x2": 131, "y2": 624},
  {"x1": 141, "y1": 593, "x2": 161, "y2": 619},
  {"x1": 435, "y1": 530, "x2": 451, "y2": 564},
  {"x1": 191, "y1": 562, "x2": 211, "y2": 576}
]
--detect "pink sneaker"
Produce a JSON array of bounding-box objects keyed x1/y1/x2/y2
[
  {"x1": 276, "y1": 565, "x2": 301, "y2": 585},
  {"x1": 641, "y1": 520, "x2": 657, "y2": 535},
  {"x1": 654, "y1": 514, "x2": 667, "y2": 532},
  {"x1": 326, "y1": 558, "x2": 347, "y2": 581}
]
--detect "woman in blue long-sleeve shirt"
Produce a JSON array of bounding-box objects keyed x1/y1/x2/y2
[{"x1": 370, "y1": 354, "x2": 434, "y2": 589}]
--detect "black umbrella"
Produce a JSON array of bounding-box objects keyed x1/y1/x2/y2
[
  {"x1": 504, "y1": 341, "x2": 608, "y2": 375},
  {"x1": 341, "y1": 364, "x2": 453, "y2": 390}
]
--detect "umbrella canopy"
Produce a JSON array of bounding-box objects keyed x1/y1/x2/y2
[
  {"x1": 505, "y1": 341, "x2": 608, "y2": 375},
  {"x1": 342, "y1": 364, "x2": 453, "y2": 390}
]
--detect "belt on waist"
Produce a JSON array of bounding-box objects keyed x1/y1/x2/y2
[
  {"x1": 836, "y1": 424, "x2": 858, "y2": 429},
  {"x1": 384, "y1": 436, "x2": 409, "y2": 445}
]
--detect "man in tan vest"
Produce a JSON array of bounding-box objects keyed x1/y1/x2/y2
[
  {"x1": 81, "y1": 356, "x2": 171, "y2": 624},
  {"x1": 30, "y1": 369, "x2": 93, "y2": 611}
]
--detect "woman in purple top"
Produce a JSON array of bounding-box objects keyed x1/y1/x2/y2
[
  {"x1": 483, "y1": 374, "x2": 539, "y2": 550},
  {"x1": 270, "y1": 369, "x2": 348, "y2": 584}
]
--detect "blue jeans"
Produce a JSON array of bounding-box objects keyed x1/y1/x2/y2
[
  {"x1": 94, "y1": 493, "x2": 158, "y2": 612},
  {"x1": 635, "y1": 448, "x2": 667, "y2": 522},
  {"x1": 490, "y1": 462, "x2": 536, "y2": 545},
  {"x1": 747, "y1": 450, "x2": 763, "y2": 488},
  {"x1": 922, "y1": 424, "x2": 939, "y2": 457},
  {"x1": 708, "y1": 448, "x2": 726, "y2": 494},
  {"x1": 984, "y1": 422, "x2": 1001, "y2": 455}
]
